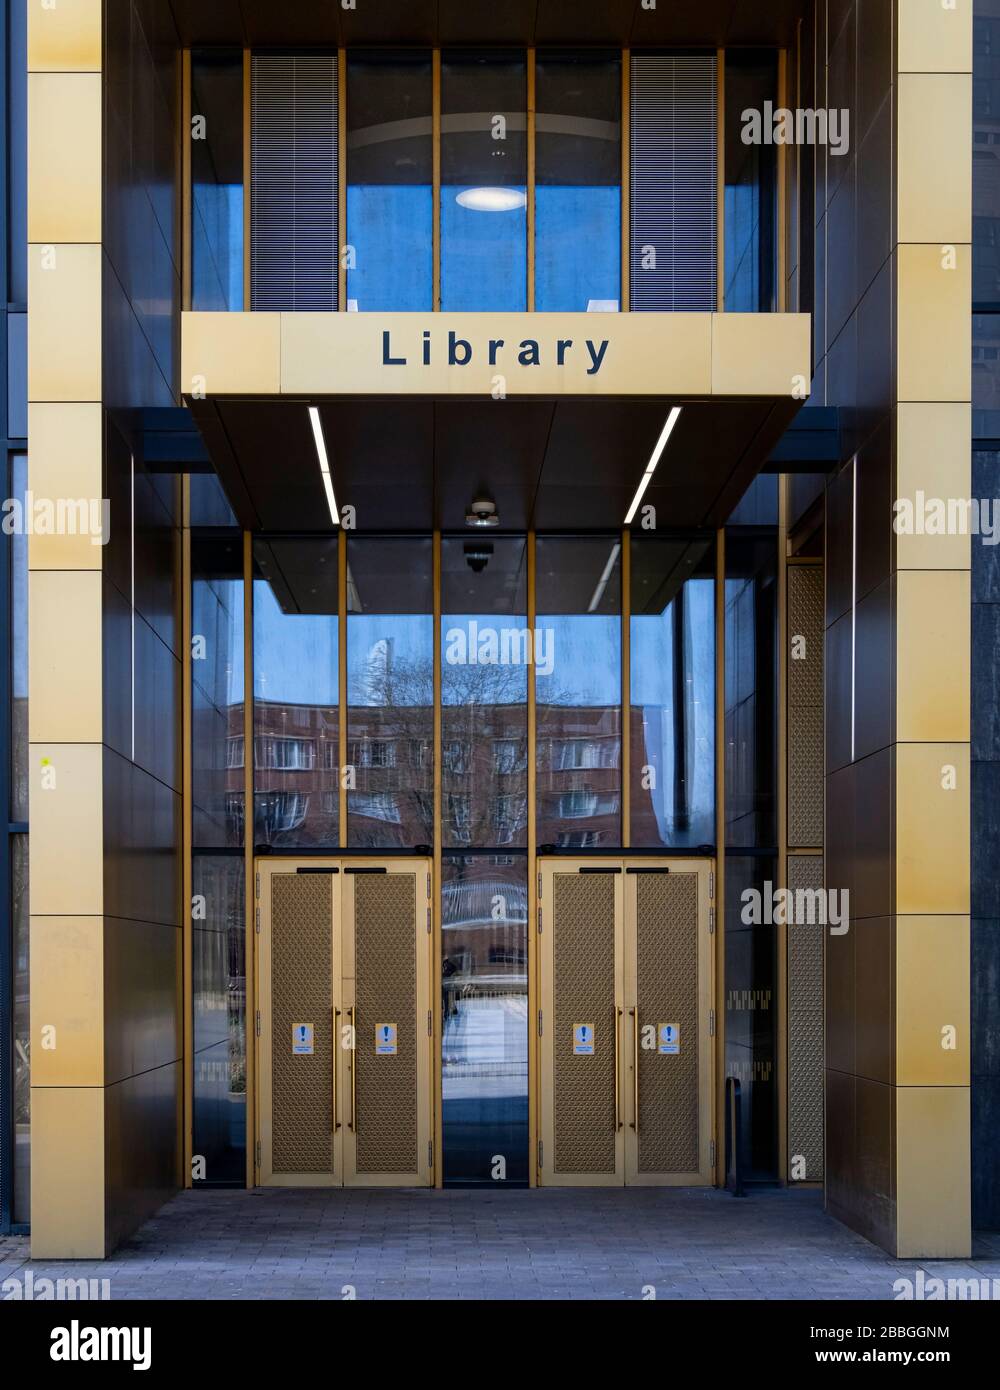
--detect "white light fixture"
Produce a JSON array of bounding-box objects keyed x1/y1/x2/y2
[
  {"x1": 624, "y1": 406, "x2": 682, "y2": 526},
  {"x1": 308, "y1": 406, "x2": 340, "y2": 527},
  {"x1": 456, "y1": 187, "x2": 527, "y2": 212}
]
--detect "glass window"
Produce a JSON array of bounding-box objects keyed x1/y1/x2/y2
[
  {"x1": 725, "y1": 854, "x2": 778, "y2": 1180},
  {"x1": 724, "y1": 50, "x2": 778, "y2": 312},
  {"x1": 441, "y1": 536, "x2": 528, "y2": 849},
  {"x1": 7, "y1": 0, "x2": 27, "y2": 305},
  {"x1": 442, "y1": 854, "x2": 528, "y2": 1183},
  {"x1": 725, "y1": 531, "x2": 777, "y2": 848},
  {"x1": 12, "y1": 835, "x2": 29, "y2": 1221},
  {"x1": 441, "y1": 51, "x2": 527, "y2": 311},
  {"x1": 191, "y1": 50, "x2": 244, "y2": 310},
  {"x1": 347, "y1": 51, "x2": 433, "y2": 311},
  {"x1": 10, "y1": 454, "x2": 27, "y2": 823},
  {"x1": 630, "y1": 536, "x2": 715, "y2": 848},
  {"x1": 191, "y1": 533, "x2": 245, "y2": 849},
  {"x1": 536, "y1": 52, "x2": 621, "y2": 311},
  {"x1": 253, "y1": 538, "x2": 339, "y2": 850},
  {"x1": 347, "y1": 538, "x2": 433, "y2": 848},
  {"x1": 975, "y1": 10, "x2": 1000, "y2": 307},
  {"x1": 536, "y1": 537, "x2": 622, "y2": 848}
]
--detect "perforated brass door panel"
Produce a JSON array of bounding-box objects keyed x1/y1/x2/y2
[
  {"x1": 342, "y1": 865, "x2": 432, "y2": 1187},
  {"x1": 787, "y1": 565, "x2": 824, "y2": 848},
  {"x1": 258, "y1": 867, "x2": 339, "y2": 1184},
  {"x1": 539, "y1": 864, "x2": 625, "y2": 1185},
  {"x1": 787, "y1": 854, "x2": 824, "y2": 1181}
]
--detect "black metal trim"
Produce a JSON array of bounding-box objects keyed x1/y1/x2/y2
[
  {"x1": 625, "y1": 867, "x2": 671, "y2": 874},
  {"x1": 344, "y1": 866, "x2": 388, "y2": 875},
  {"x1": 578, "y1": 867, "x2": 622, "y2": 874},
  {"x1": 295, "y1": 867, "x2": 340, "y2": 874}
]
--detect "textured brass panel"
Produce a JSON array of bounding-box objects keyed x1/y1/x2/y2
[
  {"x1": 354, "y1": 875, "x2": 418, "y2": 1173},
  {"x1": 27, "y1": 73, "x2": 102, "y2": 242},
  {"x1": 552, "y1": 873, "x2": 617, "y2": 1174},
  {"x1": 897, "y1": 243, "x2": 970, "y2": 404},
  {"x1": 896, "y1": 1086, "x2": 971, "y2": 1259},
  {"x1": 635, "y1": 872, "x2": 699, "y2": 1174},
  {"x1": 270, "y1": 874, "x2": 334, "y2": 1173},
  {"x1": 30, "y1": 1087, "x2": 106, "y2": 1259},
  {"x1": 787, "y1": 565, "x2": 824, "y2": 848},
  {"x1": 897, "y1": 75, "x2": 972, "y2": 245},
  {"x1": 896, "y1": 570, "x2": 970, "y2": 744},
  {"x1": 787, "y1": 855, "x2": 824, "y2": 1181},
  {"x1": 29, "y1": 569, "x2": 102, "y2": 743}
]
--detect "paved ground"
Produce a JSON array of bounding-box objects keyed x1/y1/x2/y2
[{"x1": 3, "y1": 1187, "x2": 1000, "y2": 1300}]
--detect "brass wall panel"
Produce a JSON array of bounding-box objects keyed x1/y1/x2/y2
[
  {"x1": 635, "y1": 873, "x2": 699, "y2": 1174},
  {"x1": 896, "y1": 1086, "x2": 971, "y2": 1259},
  {"x1": 29, "y1": 742, "x2": 104, "y2": 917},
  {"x1": 897, "y1": 243, "x2": 971, "y2": 404},
  {"x1": 270, "y1": 874, "x2": 334, "y2": 1173},
  {"x1": 896, "y1": 570, "x2": 970, "y2": 743},
  {"x1": 787, "y1": 855, "x2": 824, "y2": 1181},
  {"x1": 354, "y1": 875, "x2": 419, "y2": 1174},
  {"x1": 27, "y1": 73, "x2": 102, "y2": 242},
  {"x1": 26, "y1": 403, "x2": 104, "y2": 571},
  {"x1": 27, "y1": 243, "x2": 102, "y2": 402},
  {"x1": 27, "y1": 0, "x2": 102, "y2": 72},
  {"x1": 552, "y1": 873, "x2": 617, "y2": 1174},
  {"x1": 710, "y1": 311, "x2": 811, "y2": 396},
  {"x1": 787, "y1": 565, "x2": 824, "y2": 848},
  {"x1": 895, "y1": 743, "x2": 970, "y2": 916},
  {"x1": 180, "y1": 311, "x2": 281, "y2": 396},
  {"x1": 30, "y1": 1087, "x2": 106, "y2": 1259},
  {"x1": 895, "y1": 403, "x2": 971, "y2": 571},
  {"x1": 895, "y1": 915, "x2": 970, "y2": 1087},
  {"x1": 897, "y1": 0, "x2": 973, "y2": 75},
  {"x1": 897, "y1": 75, "x2": 972, "y2": 245},
  {"x1": 29, "y1": 570, "x2": 103, "y2": 743},
  {"x1": 30, "y1": 916, "x2": 104, "y2": 1087}
]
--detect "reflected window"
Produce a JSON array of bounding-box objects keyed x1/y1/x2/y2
[
  {"x1": 536, "y1": 52, "x2": 621, "y2": 311},
  {"x1": 347, "y1": 51, "x2": 433, "y2": 310},
  {"x1": 253, "y1": 539, "x2": 339, "y2": 850},
  {"x1": 724, "y1": 50, "x2": 778, "y2": 312},
  {"x1": 442, "y1": 854, "x2": 528, "y2": 1183},
  {"x1": 630, "y1": 537, "x2": 716, "y2": 848},
  {"x1": 441, "y1": 536, "x2": 528, "y2": 849},
  {"x1": 725, "y1": 532, "x2": 777, "y2": 848},
  {"x1": 536, "y1": 538, "x2": 622, "y2": 848},
  {"x1": 347, "y1": 538, "x2": 433, "y2": 848},
  {"x1": 191, "y1": 534, "x2": 245, "y2": 849},
  {"x1": 725, "y1": 854, "x2": 777, "y2": 1179},
  {"x1": 441, "y1": 52, "x2": 527, "y2": 310},
  {"x1": 191, "y1": 50, "x2": 244, "y2": 310}
]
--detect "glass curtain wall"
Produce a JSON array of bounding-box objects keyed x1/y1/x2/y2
[
  {"x1": 190, "y1": 50, "x2": 244, "y2": 310},
  {"x1": 724, "y1": 51, "x2": 779, "y2": 312}
]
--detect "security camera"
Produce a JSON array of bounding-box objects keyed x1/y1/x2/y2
[
  {"x1": 465, "y1": 496, "x2": 499, "y2": 528},
  {"x1": 464, "y1": 542, "x2": 493, "y2": 574}
]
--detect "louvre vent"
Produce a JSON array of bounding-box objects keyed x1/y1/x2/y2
[
  {"x1": 629, "y1": 55, "x2": 717, "y2": 311},
  {"x1": 251, "y1": 55, "x2": 339, "y2": 311}
]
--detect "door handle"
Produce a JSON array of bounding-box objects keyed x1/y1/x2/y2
[
  {"x1": 332, "y1": 1008, "x2": 341, "y2": 1132},
  {"x1": 348, "y1": 1005, "x2": 357, "y2": 1133},
  {"x1": 630, "y1": 1006, "x2": 640, "y2": 1133},
  {"x1": 614, "y1": 1007, "x2": 623, "y2": 1131}
]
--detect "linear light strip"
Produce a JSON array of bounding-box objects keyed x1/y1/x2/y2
[
  {"x1": 624, "y1": 406, "x2": 682, "y2": 525},
  {"x1": 588, "y1": 542, "x2": 621, "y2": 613},
  {"x1": 309, "y1": 406, "x2": 340, "y2": 527}
]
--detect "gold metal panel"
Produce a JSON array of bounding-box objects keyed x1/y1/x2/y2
[
  {"x1": 26, "y1": 403, "x2": 104, "y2": 570},
  {"x1": 550, "y1": 870, "x2": 620, "y2": 1176},
  {"x1": 352, "y1": 874, "x2": 419, "y2": 1175},
  {"x1": 896, "y1": 570, "x2": 970, "y2": 743},
  {"x1": 27, "y1": 73, "x2": 101, "y2": 242},
  {"x1": 27, "y1": 0, "x2": 102, "y2": 73},
  {"x1": 787, "y1": 565, "x2": 824, "y2": 848},
  {"x1": 897, "y1": 0, "x2": 973, "y2": 75},
  {"x1": 897, "y1": 75, "x2": 972, "y2": 245},
  {"x1": 30, "y1": 916, "x2": 104, "y2": 1087},
  {"x1": 30, "y1": 1087, "x2": 106, "y2": 1259},
  {"x1": 29, "y1": 742, "x2": 103, "y2": 917},
  {"x1": 634, "y1": 872, "x2": 699, "y2": 1174},
  {"x1": 896, "y1": 1086, "x2": 971, "y2": 1259},
  {"x1": 895, "y1": 404, "x2": 972, "y2": 571},
  {"x1": 896, "y1": 915, "x2": 970, "y2": 1087},
  {"x1": 710, "y1": 312, "x2": 811, "y2": 396},
  {"x1": 270, "y1": 872, "x2": 335, "y2": 1174},
  {"x1": 786, "y1": 855, "x2": 824, "y2": 1181},
  {"x1": 28, "y1": 243, "x2": 102, "y2": 402},
  {"x1": 895, "y1": 743, "x2": 970, "y2": 916},
  {"x1": 180, "y1": 311, "x2": 281, "y2": 396},
  {"x1": 28, "y1": 569, "x2": 102, "y2": 743},
  {"x1": 897, "y1": 243, "x2": 971, "y2": 404}
]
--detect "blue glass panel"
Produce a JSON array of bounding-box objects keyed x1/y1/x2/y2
[
  {"x1": 347, "y1": 185, "x2": 433, "y2": 310},
  {"x1": 192, "y1": 182, "x2": 244, "y2": 311},
  {"x1": 535, "y1": 187, "x2": 621, "y2": 311},
  {"x1": 441, "y1": 190, "x2": 527, "y2": 311}
]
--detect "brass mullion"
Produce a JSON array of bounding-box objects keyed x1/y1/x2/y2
[
  {"x1": 716, "y1": 48, "x2": 725, "y2": 312},
  {"x1": 338, "y1": 48, "x2": 347, "y2": 311},
  {"x1": 777, "y1": 476, "x2": 789, "y2": 1184},
  {"x1": 527, "y1": 49, "x2": 536, "y2": 312},
  {"x1": 621, "y1": 529, "x2": 630, "y2": 848},
  {"x1": 243, "y1": 531, "x2": 256, "y2": 1186},
  {"x1": 181, "y1": 478, "x2": 193, "y2": 1184},
  {"x1": 714, "y1": 527, "x2": 726, "y2": 1183},
  {"x1": 432, "y1": 531, "x2": 443, "y2": 1185},
  {"x1": 527, "y1": 531, "x2": 538, "y2": 1184},
  {"x1": 339, "y1": 530, "x2": 347, "y2": 842},
  {"x1": 621, "y1": 49, "x2": 630, "y2": 312},
  {"x1": 777, "y1": 49, "x2": 788, "y2": 312},
  {"x1": 181, "y1": 49, "x2": 191, "y2": 311},
  {"x1": 243, "y1": 48, "x2": 251, "y2": 311},
  {"x1": 433, "y1": 49, "x2": 441, "y2": 311}
]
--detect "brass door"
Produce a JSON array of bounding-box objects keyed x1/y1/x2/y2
[
  {"x1": 539, "y1": 858, "x2": 713, "y2": 1187},
  {"x1": 257, "y1": 858, "x2": 432, "y2": 1188}
]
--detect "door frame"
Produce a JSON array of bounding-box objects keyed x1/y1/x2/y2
[{"x1": 255, "y1": 855, "x2": 433, "y2": 1188}]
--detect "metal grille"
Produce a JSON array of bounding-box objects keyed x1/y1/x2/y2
[
  {"x1": 630, "y1": 55, "x2": 717, "y2": 310},
  {"x1": 636, "y1": 872, "x2": 700, "y2": 1173},
  {"x1": 787, "y1": 854, "x2": 824, "y2": 1180},
  {"x1": 271, "y1": 874, "x2": 333, "y2": 1173},
  {"x1": 354, "y1": 875, "x2": 418, "y2": 1173},
  {"x1": 552, "y1": 873, "x2": 617, "y2": 1174},
  {"x1": 251, "y1": 54, "x2": 338, "y2": 310},
  {"x1": 788, "y1": 564, "x2": 824, "y2": 847}
]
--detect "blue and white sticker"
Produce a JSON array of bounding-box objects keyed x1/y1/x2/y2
[
  {"x1": 376, "y1": 1023, "x2": 398, "y2": 1056},
  {"x1": 292, "y1": 1023, "x2": 314, "y2": 1056},
  {"x1": 573, "y1": 1022, "x2": 595, "y2": 1056},
  {"x1": 658, "y1": 1023, "x2": 680, "y2": 1056}
]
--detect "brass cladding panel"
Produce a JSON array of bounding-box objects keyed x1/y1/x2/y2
[
  {"x1": 635, "y1": 872, "x2": 699, "y2": 1174},
  {"x1": 787, "y1": 566, "x2": 824, "y2": 848},
  {"x1": 787, "y1": 855, "x2": 825, "y2": 1182},
  {"x1": 270, "y1": 874, "x2": 334, "y2": 1174},
  {"x1": 552, "y1": 872, "x2": 617, "y2": 1174},
  {"x1": 354, "y1": 875, "x2": 419, "y2": 1174}
]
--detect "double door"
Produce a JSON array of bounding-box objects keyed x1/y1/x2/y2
[
  {"x1": 538, "y1": 858, "x2": 714, "y2": 1186},
  {"x1": 256, "y1": 858, "x2": 433, "y2": 1187}
]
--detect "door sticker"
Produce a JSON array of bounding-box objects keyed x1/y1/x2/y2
[
  {"x1": 573, "y1": 1023, "x2": 595, "y2": 1056},
  {"x1": 376, "y1": 1023, "x2": 398, "y2": 1055},
  {"x1": 658, "y1": 1022, "x2": 680, "y2": 1056},
  {"x1": 292, "y1": 1023, "x2": 314, "y2": 1056}
]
